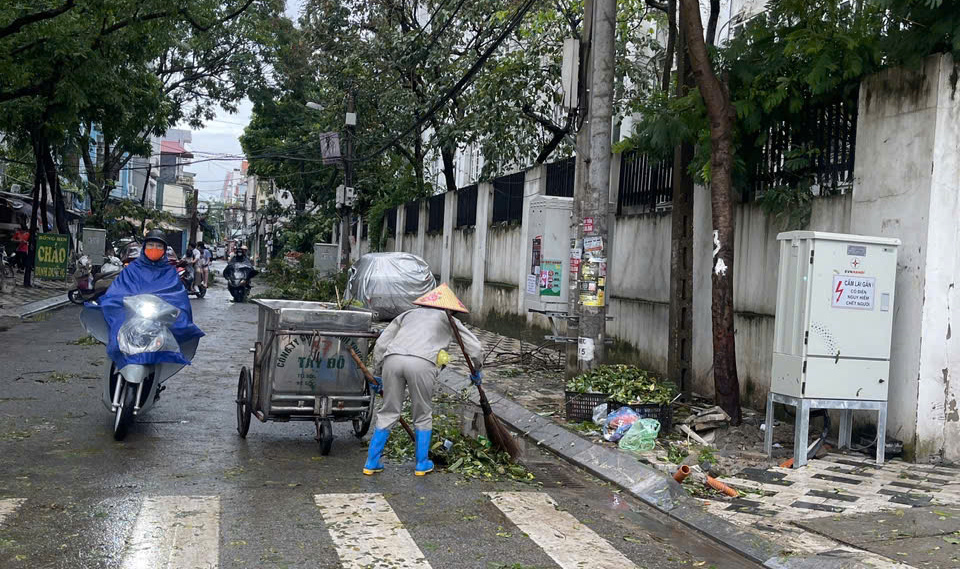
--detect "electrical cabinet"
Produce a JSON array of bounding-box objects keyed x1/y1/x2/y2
[
  {"x1": 771, "y1": 231, "x2": 900, "y2": 401},
  {"x1": 524, "y1": 196, "x2": 573, "y2": 314}
]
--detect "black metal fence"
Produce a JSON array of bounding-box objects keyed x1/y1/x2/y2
[
  {"x1": 404, "y1": 201, "x2": 419, "y2": 234},
  {"x1": 545, "y1": 157, "x2": 576, "y2": 197},
  {"x1": 385, "y1": 207, "x2": 397, "y2": 235},
  {"x1": 617, "y1": 149, "x2": 673, "y2": 214},
  {"x1": 427, "y1": 193, "x2": 444, "y2": 233},
  {"x1": 745, "y1": 99, "x2": 858, "y2": 201},
  {"x1": 456, "y1": 184, "x2": 478, "y2": 228},
  {"x1": 492, "y1": 171, "x2": 524, "y2": 223}
]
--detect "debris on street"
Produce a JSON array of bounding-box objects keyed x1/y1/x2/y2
[{"x1": 383, "y1": 398, "x2": 535, "y2": 483}]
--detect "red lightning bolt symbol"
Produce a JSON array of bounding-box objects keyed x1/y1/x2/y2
[{"x1": 835, "y1": 280, "x2": 844, "y2": 303}]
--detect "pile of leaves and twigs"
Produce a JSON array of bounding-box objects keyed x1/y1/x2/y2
[
  {"x1": 566, "y1": 364, "x2": 675, "y2": 405},
  {"x1": 383, "y1": 404, "x2": 534, "y2": 483},
  {"x1": 255, "y1": 257, "x2": 348, "y2": 303}
]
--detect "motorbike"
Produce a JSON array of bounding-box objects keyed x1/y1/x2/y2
[
  {"x1": 81, "y1": 294, "x2": 199, "y2": 440},
  {"x1": 176, "y1": 259, "x2": 207, "y2": 298},
  {"x1": 68, "y1": 255, "x2": 123, "y2": 305},
  {"x1": 224, "y1": 258, "x2": 257, "y2": 303}
]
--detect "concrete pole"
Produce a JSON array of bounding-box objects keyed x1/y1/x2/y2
[
  {"x1": 415, "y1": 201, "x2": 427, "y2": 258},
  {"x1": 440, "y1": 191, "x2": 456, "y2": 284},
  {"x1": 395, "y1": 207, "x2": 404, "y2": 252},
  {"x1": 471, "y1": 183, "x2": 492, "y2": 316},
  {"x1": 340, "y1": 94, "x2": 355, "y2": 269},
  {"x1": 579, "y1": 0, "x2": 616, "y2": 370},
  {"x1": 567, "y1": 0, "x2": 594, "y2": 379}
]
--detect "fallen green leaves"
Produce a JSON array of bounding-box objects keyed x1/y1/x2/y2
[
  {"x1": 383, "y1": 405, "x2": 533, "y2": 483},
  {"x1": 566, "y1": 364, "x2": 674, "y2": 405},
  {"x1": 68, "y1": 335, "x2": 101, "y2": 346}
]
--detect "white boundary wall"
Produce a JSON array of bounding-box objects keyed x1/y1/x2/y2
[{"x1": 357, "y1": 54, "x2": 960, "y2": 462}]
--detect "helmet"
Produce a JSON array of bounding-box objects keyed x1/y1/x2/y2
[{"x1": 144, "y1": 229, "x2": 168, "y2": 248}]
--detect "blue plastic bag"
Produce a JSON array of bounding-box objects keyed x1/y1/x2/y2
[{"x1": 602, "y1": 406, "x2": 640, "y2": 442}]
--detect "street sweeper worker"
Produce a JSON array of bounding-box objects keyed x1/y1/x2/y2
[{"x1": 363, "y1": 284, "x2": 483, "y2": 476}]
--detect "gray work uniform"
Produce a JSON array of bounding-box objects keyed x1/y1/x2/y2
[{"x1": 373, "y1": 307, "x2": 483, "y2": 431}]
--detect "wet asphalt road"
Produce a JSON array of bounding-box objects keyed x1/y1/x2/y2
[{"x1": 0, "y1": 264, "x2": 758, "y2": 569}]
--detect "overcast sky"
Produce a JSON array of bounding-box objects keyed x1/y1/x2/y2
[{"x1": 186, "y1": 0, "x2": 305, "y2": 201}]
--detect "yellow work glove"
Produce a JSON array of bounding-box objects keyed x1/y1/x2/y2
[{"x1": 436, "y1": 349, "x2": 450, "y2": 367}]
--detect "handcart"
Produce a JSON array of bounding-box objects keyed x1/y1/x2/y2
[{"x1": 237, "y1": 299, "x2": 378, "y2": 455}]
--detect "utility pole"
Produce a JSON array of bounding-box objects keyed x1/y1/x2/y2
[
  {"x1": 189, "y1": 188, "x2": 199, "y2": 245},
  {"x1": 567, "y1": 0, "x2": 594, "y2": 379},
  {"x1": 575, "y1": 0, "x2": 616, "y2": 371},
  {"x1": 668, "y1": 10, "x2": 696, "y2": 400},
  {"x1": 339, "y1": 93, "x2": 356, "y2": 270}
]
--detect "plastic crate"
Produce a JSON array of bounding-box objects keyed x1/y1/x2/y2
[
  {"x1": 564, "y1": 391, "x2": 609, "y2": 422},
  {"x1": 607, "y1": 401, "x2": 673, "y2": 434}
]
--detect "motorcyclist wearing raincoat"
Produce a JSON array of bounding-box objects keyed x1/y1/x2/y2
[{"x1": 87, "y1": 230, "x2": 204, "y2": 371}]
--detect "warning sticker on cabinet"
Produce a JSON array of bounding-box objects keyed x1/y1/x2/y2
[{"x1": 832, "y1": 275, "x2": 876, "y2": 310}]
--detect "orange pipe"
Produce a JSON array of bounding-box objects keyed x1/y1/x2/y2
[
  {"x1": 673, "y1": 465, "x2": 691, "y2": 483},
  {"x1": 779, "y1": 458, "x2": 794, "y2": 469},
  {"x1": 706, "y1": 475, "x2": 739, "y2": 497}
]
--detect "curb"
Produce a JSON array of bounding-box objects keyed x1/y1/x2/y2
[
  {"x1": 17, "y1": 293, "x2": 71, "y2": 319},
  {"x1": 436, "y1": 369, "x2": 891, "y2": 569}
]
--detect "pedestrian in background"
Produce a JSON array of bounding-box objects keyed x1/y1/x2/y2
[
  {"x1": 185, "y1": 242, "x2": 200, "y2": 292},
  {"x1": 11, "y1": 216, "x2": 29, "y2": 271},
  {"x1": 198, "y1": 242, "x2": 212, "y2": 288}
]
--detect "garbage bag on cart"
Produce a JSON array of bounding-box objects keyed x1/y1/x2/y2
[{"x1": 346, "y1": 252, "x2": 436, "y2": 320}]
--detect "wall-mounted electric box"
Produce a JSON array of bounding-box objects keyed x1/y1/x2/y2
[
  {"x1": 524, "y1": 196, "x2": 573, "y2": 314},
  {"x1": 771, "y1": 231, "x2": 900, "y2": 401}
]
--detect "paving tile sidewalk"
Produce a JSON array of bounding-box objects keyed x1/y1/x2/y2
[
  {"x1": 441, "y1": 324, "x2": 960, "y2": 568},
  {"x1": 0, "y1": 275, "x2": 70, "y2": 318}
]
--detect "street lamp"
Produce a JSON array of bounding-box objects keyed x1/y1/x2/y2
[{"x1": 305, "y1": 98, "x2": 355, "y2": 270}]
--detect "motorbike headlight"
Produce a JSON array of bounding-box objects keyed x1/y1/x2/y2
[
  {"x1": 123, "y1": 294, "x2": 180, "y2": 325},
  {"x1": 117, "y1": 318, "x2": 176, "y2": 355}
]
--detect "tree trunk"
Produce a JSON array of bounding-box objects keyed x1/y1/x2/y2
[
  {"x1": 705, "y1": 0, "x2": 720, "y2": 46},
  {"x1": 678, "y1": 0, "x2": 741, "y2": 424},
  {"x1": 662, "y1": 0, "x2": 677, "y2": 92},
  {"x1": 440, "y1": 143, "x2": 457, "y2": 194},
  {"x1": 23, "y1": 146, "x2": 43, "y2": 287},
  {"x1": 41, "y1": 142, "x2": 70, "y2": 236}
]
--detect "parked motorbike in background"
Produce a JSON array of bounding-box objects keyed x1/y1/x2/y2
[
  {"x1": 68, "y1": 255, "x2": 123, "y2": 304},
  {"x1": 176, "y1": 259, "x2": 207, "y2": 298},
  {"x1": 224, "y1": 258, "x2": 257, "y2": 302},
  {"x1": 81, "y1": 294, "x2": 200, "y2": 440}
]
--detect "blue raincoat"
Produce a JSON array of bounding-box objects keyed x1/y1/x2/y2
[{"x1": 86, "y1": 254, "x2": 204, "y2": 369}]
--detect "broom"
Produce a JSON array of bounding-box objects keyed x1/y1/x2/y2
[
  {"x1": 346, "y1": 346, "x2": 448, "y2": 466},
  {"x1": 445, "y1": 310, "x2": 521, "y2": 460}
]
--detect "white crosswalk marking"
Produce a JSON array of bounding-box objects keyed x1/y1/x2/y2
[
  {"x1": 0, "y1": 498, "x2": 24, "y2": 526},
  {"x1": 315, "y1": 493, "x2": 432, "y2": 569},
  {"x1": 121, "y1": 496, "x2": 220, "y2": 569},
  {"x1": 488, "y1": 492, "x2": 638, "y2": 569}
]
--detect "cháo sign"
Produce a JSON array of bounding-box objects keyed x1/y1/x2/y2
[{"x1": 34, "y1": 233, "x2": 69, "y2": 279}]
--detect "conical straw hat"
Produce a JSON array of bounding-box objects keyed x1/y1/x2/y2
[{"x1": 413, "y1": 283, "x2": 469, "y2": 313}]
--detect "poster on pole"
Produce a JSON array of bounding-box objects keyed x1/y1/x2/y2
[{"x1": 35, "y1": 233, "x2": 69, "y2": 279}]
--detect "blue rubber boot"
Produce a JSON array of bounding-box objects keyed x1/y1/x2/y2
[
  {"x1": 363, "y1": 428, "x2": 390, "y2": 475},
  {"x1": 414, "y1": 429, "x2": 434, "y2": 476}
]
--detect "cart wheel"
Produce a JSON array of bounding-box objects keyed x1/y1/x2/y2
[
  {"x1": 319, "y1": 420, "x2": 333, "y2": 455},
  {"x1": 236, "y1": 367, "x2": 253, "y2": 438},
  {"x1": 354, "y1": 394, "x2": 375, "y2": 439}
]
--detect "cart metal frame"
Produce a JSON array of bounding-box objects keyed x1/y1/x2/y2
[{"x1": 237, "y1": 299, "x2": 378, "y2": 454}]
